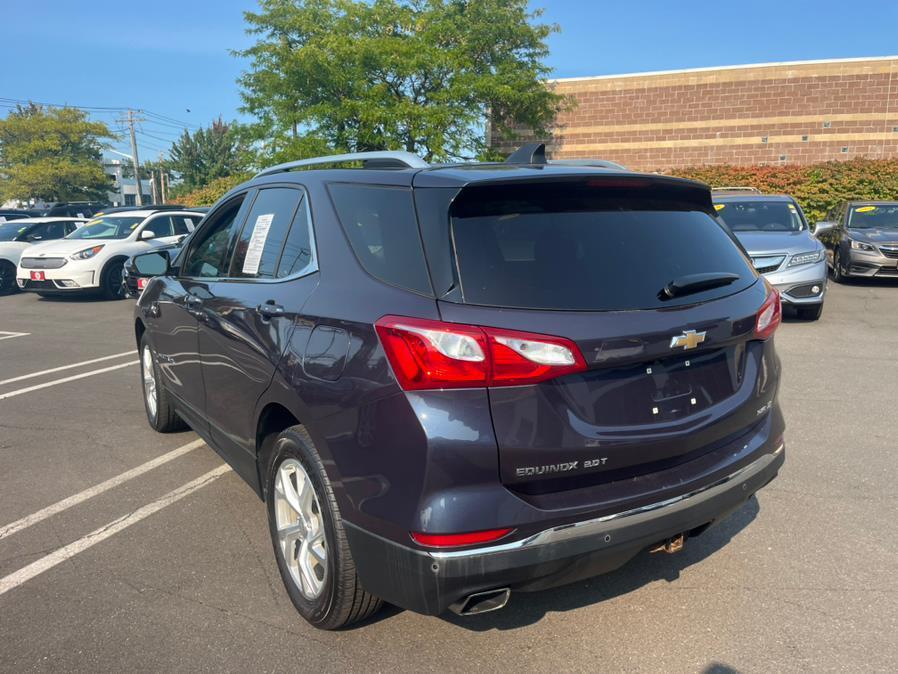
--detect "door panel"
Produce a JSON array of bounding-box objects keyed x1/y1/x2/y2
[
  {"x1": 197, "y1": 276, "x2": 318, "y2": 474},
  {"x1": 145, "y1": 278, "x2": 206, "y2": 431}
]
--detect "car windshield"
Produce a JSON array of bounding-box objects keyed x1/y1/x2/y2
[
  {"x1": 0, "y1": 222, "x2": 32, "y2": 242},
  {"x1": 714, "y1": 200, "x2": 804, "y2": 232},
  {"x1": 847, "y1": 204, "x2": 898, "y2": 230},
  {"x1": 66, "y1": 216, "x2": 142, "y2": 240}
]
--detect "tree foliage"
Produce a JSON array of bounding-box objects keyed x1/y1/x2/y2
[
  {"x1": 167, "y1": 117, "x2": 249, "y2": 193},
  {"x1": 235, "y1": 0, "x2": 564, "y2": 162},
  {"x1": 175, "y1": 173, "x2": 253, "y2": 207},
  {"x1": 671, "y1": 158, "x2": 898, "y2": 224},
  {"x1": 0, "y1": 104, "x2": 113, "y2": 202}
]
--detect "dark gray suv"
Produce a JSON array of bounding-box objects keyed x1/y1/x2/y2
[{"x1": 133, "y1": 145, "x2": 785, "y2": 629}]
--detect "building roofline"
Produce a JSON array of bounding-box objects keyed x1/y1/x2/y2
[{"x1": 548, "y1": 55, "x2": 898, "y2": 84}]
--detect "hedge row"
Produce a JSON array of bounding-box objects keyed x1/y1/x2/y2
[{"x1": 669, "y1": 158, "x2": 898, "y2": 224}]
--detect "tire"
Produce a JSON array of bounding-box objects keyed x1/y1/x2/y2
[
  {"x1": 100, "y1": 259, "x2": 126, "y2": 300},
  {"x1": 797, "y1": 303, "x2": 823, "y2": 321},
  {"x1": 266, "y1": 425, "x2": 382, "y2": 630},
  {"x1": 0, "y1": 260, "x2": 18, "y2": 295},
  {"x1": 139, "y1": 335, "x2": 187, "y2": 432},
  {"x1": 832, "y1": 249, "x2": 849, "y2": 284}
]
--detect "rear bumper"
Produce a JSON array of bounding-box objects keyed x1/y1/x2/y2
[{"x1": 345, "y1": 444, "x2": 784, "y2": 616}]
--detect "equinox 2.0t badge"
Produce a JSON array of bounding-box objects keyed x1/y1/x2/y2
[{"x1": 670, "y1": 329, "x2": 706, "y2": 350}]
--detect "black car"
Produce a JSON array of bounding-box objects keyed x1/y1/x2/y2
[
  {"x1": 814, "y1": 201, "x2": 898, "y2": 282},
  {"x1": 122, "y1": 242, "x2": 183, "y2": 297},
  {"x1": 133, "y1": 145, "x2": 785, "y2": 629},
  {"x1": 0, "y1": 209, "x2": 40, "y2": 222},
  {"x1": 35, "y1": 202, "x2": 107, "y2": 218}
]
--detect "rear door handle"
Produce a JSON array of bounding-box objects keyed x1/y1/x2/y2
[{"x1": 258, "y1": 302, "x2": 285, "y2": 317}]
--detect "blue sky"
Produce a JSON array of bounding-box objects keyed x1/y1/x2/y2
[{"x1": 2, "y1": 0, "x2": 897, "y2": 159}]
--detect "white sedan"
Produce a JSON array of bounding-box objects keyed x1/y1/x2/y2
[
  {"x1": 16, "y1": 209, "x2": 204, "y2": 299},
  {"x1": 0, "y1": 218, "x2": 86, "y2": 295}
]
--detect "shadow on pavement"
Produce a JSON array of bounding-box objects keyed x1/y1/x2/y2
[{"x1": 439, "y1": 496, "x2": 760, "y2": 631}]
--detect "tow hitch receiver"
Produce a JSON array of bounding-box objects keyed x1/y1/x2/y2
[{"x1": 649, "y1": 533, "x2": 685, "y2": 554}]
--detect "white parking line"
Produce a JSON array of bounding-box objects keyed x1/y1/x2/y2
[
  {"x1": 0, "y1": 360, "x2": 139, "y2": 401},
  {"x1": 0, "y1": 350, "x2": 138, "y2": 386},
  {"x1": 0, "y1": 331, "x2": 30, "y2": 341},
  {"x1": 0, "y1": 439, "x2": 206, "y2": 540},
  {"x1": 0, "y1": 465, "x2": 230, "y2": 597}
]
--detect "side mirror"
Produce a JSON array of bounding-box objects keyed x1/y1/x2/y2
[
  {"x1": 812, "y1": 221, "x2": 835, "y2": 237},
  {"x1": 132, "y1": 250, "x2": 170, "y2": 276},
  {"x1": 139, "y1": 229, "x2": 156, "y2": 241}
]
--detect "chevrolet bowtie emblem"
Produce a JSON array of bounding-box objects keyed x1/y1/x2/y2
[{"x1": 670, "y1": 329, "x2": 706, "y2": 350}]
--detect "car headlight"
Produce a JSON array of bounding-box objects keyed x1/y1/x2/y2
[
  {"x1": 70, "y1": 245, "x2": 104, "y2": 260},
  {"x1": 849, "y1": 239, "x2": 876, "y2": 252},
  {"x1": 788, "y1": 250, "x2": 822, "y2": 266}
]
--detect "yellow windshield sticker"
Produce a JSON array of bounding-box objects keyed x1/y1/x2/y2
[
  {"x1": 714, "y1": 204, "x2": 726, "y2": 211},
  {"x1": 855, "y1": 206, "x2": 876, "y2": 213},
  {"x1": 788, "y1": 204, "x2": 797, "y2": 211},
  {"x1": 86, "y1": 219, "x2": 102, "y2": 226},
  {"x1": 130, "y1": 223, "x2": 139, "y2": 229}
]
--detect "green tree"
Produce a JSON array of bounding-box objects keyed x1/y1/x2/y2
[
  {"x1": 0, "y1": 104, "x2": 114, "y2": 202},
  {"x1": 167, "y1": 117, "x2": 249, "y2": 192},
  {"x1": 235, "y1": 0, "x2": 564, "y2": 162}
]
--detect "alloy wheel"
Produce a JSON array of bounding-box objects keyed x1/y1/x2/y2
[
  {"x1": 273, "y1": 458, "x2": 328, "y2": 600},
  {"x1": 141, "y1": 346, "x2": 158, "y2": 419}
]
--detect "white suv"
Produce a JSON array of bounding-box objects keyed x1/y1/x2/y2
[{"x1": 16, "y1": 209, "x2": 204, "y2": 299}]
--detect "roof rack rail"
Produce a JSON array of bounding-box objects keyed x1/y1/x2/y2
[
  {"x1": 710, "y1": 186, "x2": 762, "y2": 193},
  {"x1": 548, "y1": 159, "x2": 628, "y2": 170},
  {"x1": 255, "y1": 151, "x2": 429, "y2": 178}
]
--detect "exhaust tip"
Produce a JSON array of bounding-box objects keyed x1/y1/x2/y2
[{"x1": 449, "y1": 588, "x2": 511, "y2": 616}]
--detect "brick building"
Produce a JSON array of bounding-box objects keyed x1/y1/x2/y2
[{"x1": 491, "y1": 56, "x2": 898, "y2": 171}]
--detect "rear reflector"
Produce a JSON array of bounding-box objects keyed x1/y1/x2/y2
[
  {"x1": 410, "y1": 528, "x2": 514, "y2": 548},
  {"x1": 754, "y1": 285, "x2": 782, "y2": 340},
  {"x1": 375, "y1": 316, "x2": 587, "y2": 390}
]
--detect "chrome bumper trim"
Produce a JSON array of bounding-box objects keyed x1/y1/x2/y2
[{"x1": 430, "y1": 443, "x2": 784, "y2": 560}]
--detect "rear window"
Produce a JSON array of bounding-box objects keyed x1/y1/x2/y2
[
  {"x1": 328, "y1": 184, "x2": 432, "y2": 295},
  {"x1": 450, "y1": 182, "x2": 756, "y2": 312}
]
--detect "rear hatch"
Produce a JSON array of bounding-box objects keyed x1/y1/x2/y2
[{"x1": 424, "y1": 175, "x2": 776, "y2": 494}]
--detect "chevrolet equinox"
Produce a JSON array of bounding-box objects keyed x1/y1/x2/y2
[{"x1": 134, "y1": 144, "x2": 785, "y2": 629}]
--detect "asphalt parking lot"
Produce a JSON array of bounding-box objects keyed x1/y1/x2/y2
[{"x1": 0, "y1": 284, "x2": 896, "y2": 673}]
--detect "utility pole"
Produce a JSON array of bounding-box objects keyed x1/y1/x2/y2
[
  {"x1": 150, "y1": 170, "x2": 159, "y2": 204},
  {"x1": 158, "y1": 152, "x2": 168, "y2": 203},
  {"x1": 117, "y1": 109, "x2": 145, "y2": 206}
]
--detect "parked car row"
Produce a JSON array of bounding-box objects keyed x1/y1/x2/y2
[
  {"x1": 711, "y1": 189, "x2": 898, "y2": 321},
  {"x1": 0, "y1": 208, "x2": 205, "y2": 299}
]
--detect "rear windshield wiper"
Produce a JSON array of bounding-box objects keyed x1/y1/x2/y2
[{"x1": 659, "y1": 272, "x2": 740, "y2": 300}]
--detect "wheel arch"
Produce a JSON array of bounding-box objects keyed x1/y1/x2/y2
[{"x1": 256, "y1": 402, "x2": 302, "y2": 501}]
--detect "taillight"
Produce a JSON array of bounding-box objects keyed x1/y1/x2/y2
[
  {"x1": 754, "y1": 287, "x2": 782, "y2": 340},
  {"x1": 410, "y1": 528, "x2": 514, "y2": 548},
  {"x1": 375, "y1": 316, "x2": 587, "y2": 391}
]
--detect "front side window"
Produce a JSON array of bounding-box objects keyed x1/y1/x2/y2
[
  {"x1": 66, "y1": 216, "x2": 143, "y2": 240},
  {"x1": 230, "y1": 187, "x2": 304, "y2": 279},
  {"x1": 714, "y1": 200, "x2": 806, "y2": 232},
  {"x1": 847, "y1": 204, "x2": 898, "y2": 230},
  {"x1": 181, "y1": 196, "x2": 248, "y2": 278},
  {"x1": 143, "y1": 216, "x2": 175, "y2": 239}
]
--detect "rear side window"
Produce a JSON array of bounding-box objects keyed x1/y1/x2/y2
[
  {"x1": 450, "y1": 181, "x2": 755, "y2": 312},
  {"x1": 328, "y1": 184, "x2": 432, "y2": 295},
  {"x1": 231, "y1": 187, "x2": 303, "y2": 279}
]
